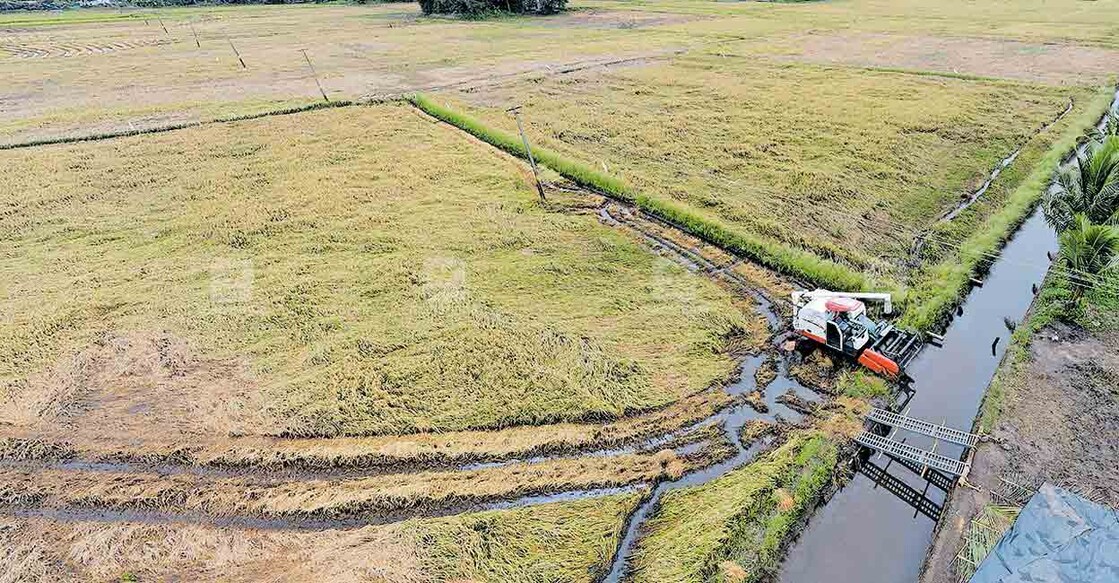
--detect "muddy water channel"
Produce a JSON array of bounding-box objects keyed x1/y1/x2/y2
[
  {"x1": 779, "y1": 209, "x2": 1059, "y2": 583},
  {"x1": 602, "y1": 295, "x2": 821, "y2": 583}
]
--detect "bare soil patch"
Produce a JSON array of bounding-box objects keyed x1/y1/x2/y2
[
  {"x1": 921, "y1": 321, "x2": 1119, "y2": 583},
  {"x1": 778, "y1": 32, "x2": 1119, "y2": 85},
  {"x1": 0, "y1": 331, "x2": 277, "y2": 445}
]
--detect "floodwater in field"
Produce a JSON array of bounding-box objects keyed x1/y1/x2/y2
[
  {"x1": 778, "y1": 208, "x2": 1059, "y2": 583},
  {"x1": 601, "y1": 295, "x2": 820, "y2": 583}
]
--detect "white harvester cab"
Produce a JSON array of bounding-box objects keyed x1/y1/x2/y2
[
  {"x1": 791, "y1": 289, "x2": 921, "y2": 380},
  {"x1": 793, "y1": 294, "x2": 871, "y2": 352}
]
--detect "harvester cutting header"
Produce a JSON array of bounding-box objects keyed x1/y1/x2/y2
[{"x1": 791, "y1": 289, "x2": 924, "y2": 380}]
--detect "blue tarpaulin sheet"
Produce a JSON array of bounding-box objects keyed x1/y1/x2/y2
[{"x1": 970, "y1": 483, "x2": 1119, "y2": 583}]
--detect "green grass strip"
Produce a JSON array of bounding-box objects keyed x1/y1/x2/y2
[
  {"x1": 629, "y1": 432, "x2": 837, "y2": 583},
  {"x1": 634, "y1": 194, "x2": 868, "y2": 291},
  {"x1": 901, "y1": 85, "x2": 1117, "y2": 331},
  {"x1": 409, "y1": 92, "x2": 869, "y2": 292},
  {"x1": 408, "y1": 93, "x2": 633, "y2": 199}
]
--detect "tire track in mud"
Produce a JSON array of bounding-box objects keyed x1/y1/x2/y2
[
  {"x1": 0, "y1": 484, "x2": 651, "y2": 533},
  {"x1": 593, "y1": 198, "x2": 826, "y2": 582},
  {"x1": 0, "y1": 461, "x2": 664, "y2": 533},
  {"x1": 0, "y1": 37, "x2": 173, "y2": 58},
  {"x1": 0, "y1": 418, "x2": 726, "y2": 484},
  {"x1": 3, "y1": 189, "x2": 824, "y2": 540},
  {"x1": 596, "y1": 200, "x2": 793, "y2": 319}
]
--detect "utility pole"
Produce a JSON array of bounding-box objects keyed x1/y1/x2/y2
[
  {"x1": 507, "y1": 106, "x2": 546, "y2": 202},
  {"x1": 228, "y1": 39, "x2": 246, "y2": 69},
  {"x1": 300, "y1": 48, "x2": 329, "y2": 103}
]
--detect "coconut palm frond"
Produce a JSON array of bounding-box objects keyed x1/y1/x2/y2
[
  {"x1": 1088, "y1": 136, "x2": 1119, "y2": 179},
  {"x1": 1092, "y1": 109, "x2": 1119, "y2": 140},
  {"x1": 1107, "y1": 205, "x2": 1119, "y2": 227},
  {"x1": 1042, "y1": 182, "x2": 1076, "y2": 232},
  {"x1": 1092, "y1": 182, "x2": 1119, "y2": 224},
  {"x1": 1059, "y1": 214, "x2": 1119, "y2": 296},
  {"x1": 1045, "y1": 138, "x2": 1119, "y2": 232}
]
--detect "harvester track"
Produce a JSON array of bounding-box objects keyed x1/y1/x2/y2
[
  {"x1": 0, "y1": 37, "x2": 173, "y2": 58},
  {"x1": 3, "y1": 178, "x2": 818, "y2": 561}
]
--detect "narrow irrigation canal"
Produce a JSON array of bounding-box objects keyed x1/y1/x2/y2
[
  {"x1": 778, "y1": 208, "x2": 1058, "y2": 583},
  {"x1": 583, "y1": 180, "x2": 1059, "y2": 581},
  {"x1": 780, "y1": 88, "x2": 1118, "y2": 583}
]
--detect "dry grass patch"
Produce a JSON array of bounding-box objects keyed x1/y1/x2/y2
[
  {"x1": 0, "y1": 492, "x2": 642, "y2": 582},
  {"x1": 0, "y1": 330, "x2": 277, "y2": 445},
  {"x1": 442, "y1": 55, "x2": 1086, "y2": 280},
  {"x1": 0, "y1": 103, "x2": 753, "y2": 438}
]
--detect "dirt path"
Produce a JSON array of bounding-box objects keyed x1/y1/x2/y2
[{"x1": 920, "y1": 322, "x2": 1119, "y2": 583}]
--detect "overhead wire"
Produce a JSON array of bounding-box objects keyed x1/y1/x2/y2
[
  {"x1": 504, "y1": 65, "x2": 1119, "y2": 297},
  {"x1": 521, "y1": 81, "x2": 1119, "y2": 291}
]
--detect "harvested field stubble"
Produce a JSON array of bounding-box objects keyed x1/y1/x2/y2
[
  {"x1": 0, "y1": 3, "x2": 700, "y2": 145},
  {"x1": 770, "y1": 32, "x2": 1119, "y2": 86}
]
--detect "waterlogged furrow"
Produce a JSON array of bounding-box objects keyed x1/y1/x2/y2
[
  {"x1": 0, "y1": 181, "x2": 820, "y2": 544},
  {"x1": 601, "y1": 300, "x2": 822, "y2": 582},
  {"x1": 941, "y1": 99, "x2": 1075, "y2": 223},
  {"x1": 0, "y1": 450, "x2": 701, "y2": 529}
]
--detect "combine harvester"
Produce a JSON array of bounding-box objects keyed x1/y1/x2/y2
[
  {"x1": 792, "y1": 290, "x2": 981, "y2": 490},
  {"x1": 791, "y1": 289, "x2": 924, "y2": 380}
]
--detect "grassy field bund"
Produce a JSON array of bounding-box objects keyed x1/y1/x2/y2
[{"x1": 630, "y1": 432, "x2": 838, "y2": 583}]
